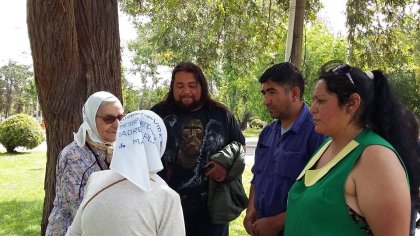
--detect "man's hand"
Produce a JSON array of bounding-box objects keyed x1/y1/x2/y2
[
  {"x1": 243, "y1": 206, "x2": 257, "y2": 235},
  {"x1": 205, "y1": 161, "x2": 227, "y2": 182},
  {"x1": 251, "y1": 214, "x2": 285, "y2": 236}
]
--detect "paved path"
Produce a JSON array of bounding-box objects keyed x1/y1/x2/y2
[{"x1": 245, "y1": 136, "x2": 257, "y2": 165}]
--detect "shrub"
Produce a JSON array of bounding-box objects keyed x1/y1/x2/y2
[
  {"x1": 249, "y1": 119, "x2": 265, "y2": 129},
  {"x1": 0, "y1": 114, "x2": 45, "y2": 153}
]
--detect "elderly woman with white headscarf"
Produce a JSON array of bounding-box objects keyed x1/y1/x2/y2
[
  {"x1": 46, "y1": 91, "x2": 124, "y2": 236},
  {"x1": 66, "y1": 110, "x2": 185, "y2": 236}
]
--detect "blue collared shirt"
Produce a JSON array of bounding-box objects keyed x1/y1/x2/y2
[{"x1": 251, "y1": 104, "x2": 326, "y2": 220}]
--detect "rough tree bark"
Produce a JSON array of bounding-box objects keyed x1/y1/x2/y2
[
  {"x1": 4, "y1": 76, "x2": 13, "y2": 118},
  {"x1": 27, "y1": 0, "x2": 122, "y2": 234},
  {"x1": 290, "y1": 0, "x2": 306, "y2": 69},
  {"x1": 285, "y1": 0, "x2": 306, "y2": 69},
  {"x1": 240, "y1": 111, "x2": 252, "y2": 131}
]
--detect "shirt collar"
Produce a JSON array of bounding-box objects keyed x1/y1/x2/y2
[{"x1": 277, "y1": 103, "x2": 310, "y2": 134}]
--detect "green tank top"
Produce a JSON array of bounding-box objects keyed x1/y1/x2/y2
[{"x1": 284, "y1": 129, "x2": 407, "y2": 236}]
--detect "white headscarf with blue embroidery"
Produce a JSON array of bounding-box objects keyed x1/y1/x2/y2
[{"x1": 110, "y1": 110, "x2": 167, "y2": 192}]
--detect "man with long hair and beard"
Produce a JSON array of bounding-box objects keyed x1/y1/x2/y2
[{"x1": 151, "y1": 62, "x2": 246, "y2": 236}]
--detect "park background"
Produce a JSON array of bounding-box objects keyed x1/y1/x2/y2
[{"x1": 0, "y1": 0, "x2": 419, "y2": 235}]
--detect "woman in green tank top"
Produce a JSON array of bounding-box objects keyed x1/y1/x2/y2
[{"x1": 284, "y1": 61, "x2": 420, "y2": 236}]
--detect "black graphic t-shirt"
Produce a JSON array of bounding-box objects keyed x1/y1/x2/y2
[{"x1": 151, "y1": 102, "x2": 245, "y2": 197}]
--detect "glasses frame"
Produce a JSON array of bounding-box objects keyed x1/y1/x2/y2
[
  {"x1": 96, "y1": 114, "x2": 125, "y2": 124},
  {"x1": 331, "y1": 64, "x2": 355, "y2": 86}
]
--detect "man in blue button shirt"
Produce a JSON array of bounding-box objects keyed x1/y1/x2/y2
[{"x1": 243, "y1": 62, "x2": 326, "y2": 236}]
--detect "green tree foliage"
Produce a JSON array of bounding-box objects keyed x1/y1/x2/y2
[
  {"x1": 23, "y1": 79, "x2": 40, "y2": 118},
  {"x1": 0, "y1": 114, "x2": 45, "y2": 153},
  {"x1": 122, "y1": 76, "x2": 140, "y2": 113},
  {"x1": 346, "y1": 0, "x2": 419, "y2": 114},
  {"x1": 138, "y1": 85, "x2": 170, "y2": 109},
  {"x1": 301, "y1": 22, "x2": 347, "y2": 103},
  {"x1": 388, "y1": 69, "x2": 420, "y2": 115},
  {"x1": 121, "y1": 0, "x2": 322, "y2": 125},
  {"x1": 122, "y1": 72, "x2": 170, "y2": 112},
  {"x1": 122, "y1": 0, "x2": 321, "y2": 76},
  {"x1": 121, "y1": 0, "x2": 418, "y2": 121},
  {"x1": 347, "y1": 0, "x2": 418, "y2": 70},
  {"x1": 218, "y1": 22, "x2": 348, "y2": 124},
  {"x1": 0, "y1": 61, "x2": 33, "y2": 118}
]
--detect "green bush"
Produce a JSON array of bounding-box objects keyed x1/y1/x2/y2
[
  {"x1": 249, "y1": 118, "x2": 266, "y2": 129},
  {"x1": 0, "y1": 114, "x2": 45, "y2": 153}
]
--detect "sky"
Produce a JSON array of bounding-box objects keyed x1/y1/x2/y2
[
  {"x1": 0, "y1": 1, "x2": 31, "y2": 65},
  {"x1": 0, "y1": 1, "x2": 138, "y2": 67},
  {"x1": 0, "y1": 0, "x2": 347, "y2": 86},
  {"x1": 318, "y1": 0, "x2": 347, "y2": 35}
]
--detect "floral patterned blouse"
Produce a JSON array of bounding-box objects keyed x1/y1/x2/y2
[{"x1": 45, "y1": 141, "x2": 108, "y2": 236}]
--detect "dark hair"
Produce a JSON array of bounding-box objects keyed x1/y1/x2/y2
[
  {"x1": 259, "y1": 62, "x2": 305, "y2": 99},
  {"x1": 163, "y1": 61, "x2": 226, "y2": 112},
  {"x1": 318, "y1": 60, "x2": 420, "y2": 193}
]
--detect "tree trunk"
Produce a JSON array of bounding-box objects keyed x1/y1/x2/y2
[
  {"x1": 240, "y1": 111, "x2": 252, "y2": 131},
  {"x1": 27, "y1": 1, "x2": 122, "y2": 235},
  {"x1": 139, "y1": 66, "x2": 147, "y2": 109},
  {"x1": 6, "y1": 145, "x2": 16, "y2": 153},
  {"x1": 290, "y1": 0, "x2": 306, "y2": 69},
  {"x1": 285, "y1": 0, "x2": 306, "y2": 69},
  {"x1": 147, "y1": 80, "x2": 156, "y2": 109},
  {"x1": 15, "y1": 89, "x2": 24, "y2": 114},
  {"x1": 5, "y1": 76, "x2": 13, "y2": 118}
]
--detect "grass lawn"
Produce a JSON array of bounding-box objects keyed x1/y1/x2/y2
[
  {"x1": 0, "y1": 151, "x2": 46, "y2": 236},
  {"x1": 229, "y1": 165, "x2": 252, "y2": 236},
  {"x1": 0, "y1": 153, "x2": 253, "y2": 236}
]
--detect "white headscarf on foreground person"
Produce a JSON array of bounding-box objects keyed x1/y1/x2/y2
[
  {"x1": 110, "y1": 110, "x2": 167, "y2": 192},
  {"x1": 73, "y1": 91, "x2": 121, "y2": 146}
]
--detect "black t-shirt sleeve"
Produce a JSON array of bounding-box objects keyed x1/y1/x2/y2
[
  {"x1": 150, "y1": 102, "x2": 161, "y2": 113},
  {"x1": 150, "y1": 102, "x2": 167, "y2": 118},
  {"x1": 226, "y1": 111, "x2": 246, "y2": 145}
]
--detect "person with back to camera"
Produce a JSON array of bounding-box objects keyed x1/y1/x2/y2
[
  {"x1": 65, "y1": 110, "x2": 185, "y2": 236},
  {"x1": 46, "y1": 91, "x2": 124, "y2": 236},
  {"x1": 243, "y1": 62, "x2": 326, "y2": 236},
  {"x1": 151, "y1": 61, "x2": 247, "y2": 236},
  {"x1": 284, "y1": 60, "x2": 420, "y2": 235}
]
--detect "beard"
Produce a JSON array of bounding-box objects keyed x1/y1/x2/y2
[{"x1": 173, "y1": 98, "x2": 203, "y2": 111}]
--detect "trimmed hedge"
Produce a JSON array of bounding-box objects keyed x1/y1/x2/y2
[
  {"x1": 0, "y1": 114, "x2": 45, "y2": 153},
  {"x1": 249, "y1": 119, "x2": 266, "y2": 129}
]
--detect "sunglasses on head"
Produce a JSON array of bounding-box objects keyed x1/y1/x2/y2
[
  {"x1": 331, "y1": 63, "x2": 355, "y2": 86},
  {"x1": 96, "y1": 114, "x2": 125, "y2": 124}
]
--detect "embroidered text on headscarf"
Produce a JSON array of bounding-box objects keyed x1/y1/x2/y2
[{"x1": 110, "y1": 110, "x2": 167, "y2": 192}]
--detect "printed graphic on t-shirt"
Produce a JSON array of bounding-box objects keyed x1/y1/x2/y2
[
  {"x1": 178, "y1": 118, "x2": 204, "y2": 169},
  {"x1": 162, "y1": 114, "x2": 226, "y2": 191}
]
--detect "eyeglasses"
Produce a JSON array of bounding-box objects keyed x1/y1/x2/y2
[
  {"x1": 96, "y1": 114, "x2": 125, "y2": 124},
  {"x1": 331, "y1": 64, "x2": 355, "y2": 86}
]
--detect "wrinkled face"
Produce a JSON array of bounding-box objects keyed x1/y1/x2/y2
[
  {"x1": 261, "y1": 80, "x2": 293, "y2": 120},
  {"x1": 173, "y1": 71, "x2": 202, "y2": 110},
  {"x1": 310, "y1": 80, "x2": 349, "y2": 136},
  {"x1": 95, "y1": 102, "x2": 124, "y2": 142}
]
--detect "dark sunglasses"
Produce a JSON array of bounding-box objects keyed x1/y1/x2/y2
[
  {"x1": 96, "y1": 114, "x2": 125, "y2": 124},
  {"x1": 331, "y1": 63, "x2": 355, "y2": 86}
]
